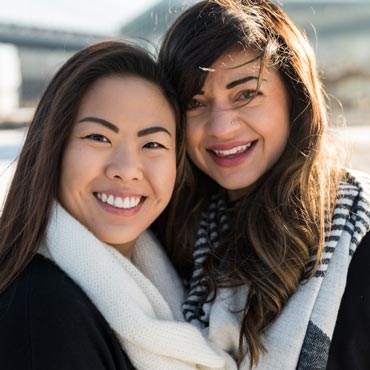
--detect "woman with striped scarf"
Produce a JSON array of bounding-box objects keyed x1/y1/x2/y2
[{"x1": 156, "y1": 1, "x2": 370, "y2": 369}]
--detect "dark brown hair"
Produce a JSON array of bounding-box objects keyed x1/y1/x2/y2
[
  {"x1": 158, "y1": 0, "x2": 343, "y2": 367},
  {"x1": 0, "y1": 40, "x2": 184, "y2": 292}
]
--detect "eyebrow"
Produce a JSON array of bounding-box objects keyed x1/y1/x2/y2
[
  {"x1": 226, "y1": 76, "x2": 258, "y2": 90},
  {"x1": 137, "y1": 126, "x2": 172, "y2": 137},
  {"x1": 78, "y1": 117, "x2": 119, "y2": 133},
  {"x1": 197, "y1": 74, "x2": 261, "y2": 95},
  {"x1": 77, "y1": 116, "x2": 171, "y2": 137}
]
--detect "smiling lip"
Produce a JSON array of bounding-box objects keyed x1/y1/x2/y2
[
  {"x1": 207, "y1": 141, "x2": 257, "y2": 167},
  {"x1": 93, "y1": 191, "x2": 145, "y2": 216}
]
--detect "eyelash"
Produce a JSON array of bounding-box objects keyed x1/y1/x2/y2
[
  {"x1": 81, "y1": 135, "x2": 167, "y2": 150},
  {"x1": 239, "y1": 89, "x2": 260, "y2": 100},
  {"x1": 143, "y1": 142, "x2": 166, "y2": 150},
  {"x1": 187, "y1": 99, "x2": 204, "y2": 111},
  {"x1": 83, "y1": 134, "x2": 110, "y2": 143},
  {"x1": 187, "y1": 89, "x2": 261, "y2": 111}
]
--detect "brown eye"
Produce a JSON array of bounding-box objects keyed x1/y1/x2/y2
[
  {"x1": 240, "y1": 90, "x2": 258, "y2": 100},
  {"x1": 143, "y1": 142, "x2": 166, "y2": 149},
  {"x1": 84, "y1": 134, "x2": 110, "y2": 143},
  {"x1": 187, "y1": 99, "x2": 204, "y2": 110}
]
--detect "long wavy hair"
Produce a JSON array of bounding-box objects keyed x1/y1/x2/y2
[
  {"x1": 0, "y1": 41, "x2": 185, "y2": 293},
  {"x1": 158, "y1": 0, "x2": 343, "y2": 367}
]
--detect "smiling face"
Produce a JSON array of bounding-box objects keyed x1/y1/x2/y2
[
  {"x1": 59, "y1": 75, "x2": 177, "y2": 258},
  {"x1": 186, "y1": 49, "x2": 290, "y2": 200}
]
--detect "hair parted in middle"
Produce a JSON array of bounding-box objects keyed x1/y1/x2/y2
[
  {"x1": 158, "y1": 0, "x2": 343, "y2": 366},
  {"x1": 0, "y1": 41, "x2": 185, "y2": 296}
]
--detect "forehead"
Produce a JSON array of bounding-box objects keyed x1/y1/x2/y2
[
  {"x1": 200, "y1": 48, "x2": 283, "y2": 91},
  {"x1": 78, "y1": 75, "x2": 166, "y2": 110},
  {"x1": 208, "y1": 48, "x2": 261, "y2": 76},
  {"x1": 75, "y1": 75, "x2": 176, "y2": 129}
]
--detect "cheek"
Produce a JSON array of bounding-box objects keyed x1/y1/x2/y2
[
  {"x1": 185, "y1": 118, "x2": 203, "y2": 146},
  {"x1": 185, "y1": 130, "x2": 194, "y2": 148},
  {"x1": 58, "y1": 155, "x2": 81, "y2": 209},
  {"x1": 58, "y1": 145, "x2": 91, "y2": 204},
  {"x1": 270, "y1": 118, "x2": 290, "y2": 160},
  {"x1": 278, "y1": 112, "x2": 290, "y2": 148},
  {"x1": 147, "y1": 155, "x2": 177, "y2": 199},
  {"x1": 167, "y1": 155, "x2": 177, "y2": 187},
  {"x1": 166, "y1": 164, "x2": 177, "y2": 197},
  {"x1": 263, "y1": 99, "x2": 290, "y2": 151}
]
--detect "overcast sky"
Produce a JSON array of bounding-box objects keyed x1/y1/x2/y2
[
  {"x1": 0, "y1": 0, "x2": 366, "y2": 35},
  {"x1": 0, "y1": 0, "x2": 160, "y2": 35}
]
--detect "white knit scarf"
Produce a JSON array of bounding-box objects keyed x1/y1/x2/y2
[
  {"x1": 185, "y1": 170, "x2": 370, "y2": 370},
  {"x1": 39, "y1": 202, "x2": 237, "y2": 370}
]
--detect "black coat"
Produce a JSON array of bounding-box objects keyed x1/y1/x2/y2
[
  {"x1": 0, "y1": 254, "x2": 135, "y2": 370},
  {"x1": 326, "y1": 230, "x2": 370, "y2": 370},
  {"x1": 1, "y1": 232, "x2": 370, "y2": 370}
]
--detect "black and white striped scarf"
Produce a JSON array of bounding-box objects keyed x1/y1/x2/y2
[
  {"x1": 182, "y1": 193, "x2": 229, "y2": 326},
  {"x1": 183, "y1": 170, "x2": 370, "y2": 369}
]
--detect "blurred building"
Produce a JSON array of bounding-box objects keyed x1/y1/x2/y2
[
  {"x1": 1, "y1": 1, "x2": 370, "y2": 126},
  {"x1": 0, "y1": 24, "x2": 109, "y2": 125},
  {"x1": 0, "y1": 44, "x2": 21, "y2": 120}
]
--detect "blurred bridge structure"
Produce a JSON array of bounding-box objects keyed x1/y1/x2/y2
[
  {"x1": 0, "y1": 23, "x2": 109, "y2": 51},
  {"x1": 1, "y1": 1, "x2": 370, "y2": 127},
  {"x1": 0, "y1": 23, "x2": 111, "y2": 126}
]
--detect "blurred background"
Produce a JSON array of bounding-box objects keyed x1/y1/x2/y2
[{"x1": 0, "y1": 0, "x2": 369, "y2": 206}]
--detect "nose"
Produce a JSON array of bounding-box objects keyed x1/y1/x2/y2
[
  {"x1": 105, "y1": 148, "x2": 143, "y2": 182},
  {"x1": 207, "y1": 107, "x2": 241, "y2": 138}
]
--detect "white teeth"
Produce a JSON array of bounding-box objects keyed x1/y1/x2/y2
[
  {"x1": 213, "y1": 143, "x2": 252, "y2": 157},
  {"x1": 96, "y1": 193, "x2": 141, "y2": 209},
  {"x1": 130, "y1": 197, "x2": 137, "y2": 208},
  {"x1": 107, "y1": 194, "x2": 114, "y2": 206},
  {"x1": 114, "y1": 197, "x2": 123, "y2": 208},
  {"x1": 123, "y1": 197, "x2": 131, "y2": 208}
]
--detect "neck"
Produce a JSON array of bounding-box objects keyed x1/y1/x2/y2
[{"x1": 109, "y1": 240, "x2": 136, "y2": 260}]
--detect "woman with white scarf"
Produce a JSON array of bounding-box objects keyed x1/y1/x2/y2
[{"x1": 0, "y1": 41, "x2": 235, "y2": 370}]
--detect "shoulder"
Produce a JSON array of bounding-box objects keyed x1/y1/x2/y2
[
  {"x1": 347, "y1": 230, "x2": 370, "y2": 283},
  {"x1": 327, "y1": 230, "x2": 370, "y2": 369},
  {"x1": 0, "y1": 254, "x2": 70, "y2": 334},
  {"x1": 0, "y1": 254, "x2": 134, "y2": 370},
  {"x1": 338, "y1": 231, "x2": 370, "y2": 311},
  {"x1": 1, "y1": 253, "x2": 96, "y2": 320}
]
